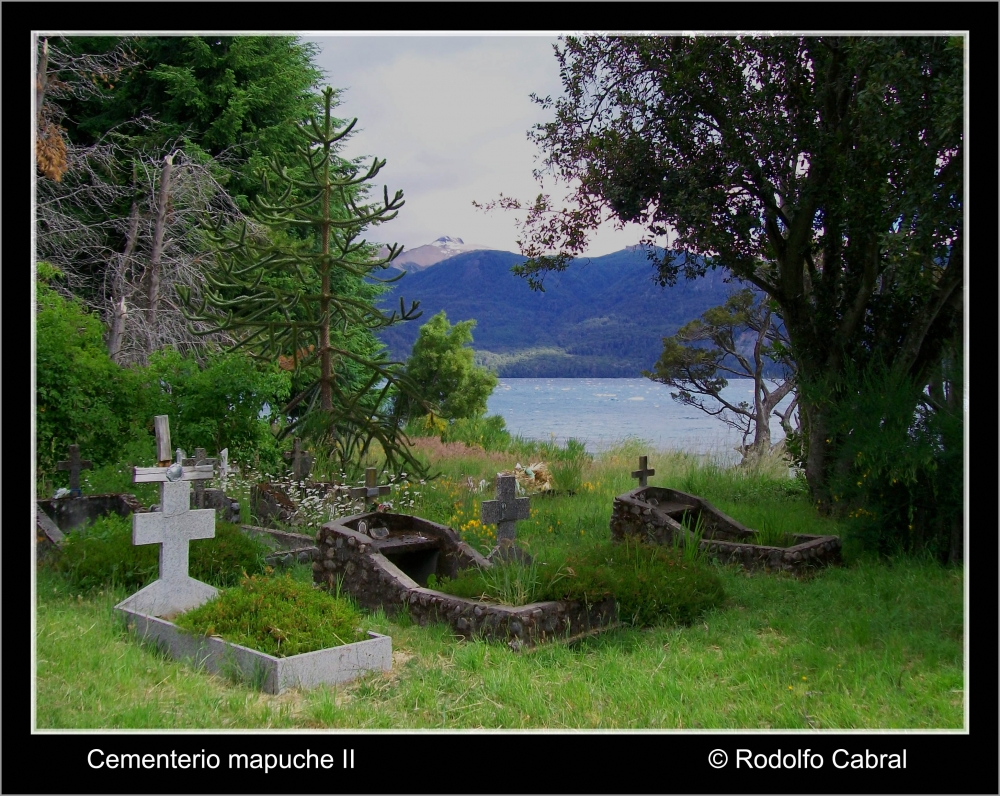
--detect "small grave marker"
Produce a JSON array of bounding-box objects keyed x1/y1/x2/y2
[
  {"x1": 56, "y1": 444, "x2": 92, "y2": 497},
  {"x1": 631, "y1": 455, "x2": 655, "y2": 488},
  {"x1": 288, "y1": 438, "x2": 314, "y2": 481},
  {"x1": 349, "y1": 468, "x2": 391, "y2": 507},
  {"x1": 117, "y1": 417, "x2": 218, "y2": 617},
  {"x1": 481, "y1": 473, "x2": 531, "y2": 543}
]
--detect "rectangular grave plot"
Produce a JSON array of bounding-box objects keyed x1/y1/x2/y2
[
  {"x1": 315, "y1": 512, "x2": 620, "y2": 648},
  {"x1": 37, "y1": 494, "x2": 144, "y2": 534},
  {"x1": 117, "y1": 606, "x2": 391, "y2": 694},
  {"x1": 610, "y1": 486, "x2": 841, "y2": 574}
]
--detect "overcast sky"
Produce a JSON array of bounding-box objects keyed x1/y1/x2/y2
[{"x1": 303, "y1": 34, "x2": 651, "y2": 256}]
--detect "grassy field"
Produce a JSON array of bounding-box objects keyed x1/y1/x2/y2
[{"x1": 34, "y1": 439, "x2": 965, "y2": 730}]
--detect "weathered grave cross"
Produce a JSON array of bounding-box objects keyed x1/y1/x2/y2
[
  {"x1": 631, "y1": 455, "x2": 655, "y2": 488},
  {"x1": 349, "y1": 468, "x2": 391, "y2": 507},
  {"x1": 117, "y1": 416, "x2": 219, "y2": 617},
  {"x1": 56, "y1": 444, "x2": 92, "y2": 496},
  {"x1": 288, "y1": 438, "x2": 314, "y2": 481},
  {"x1": 480, "y1": 473, "x2": 531, "y2": 543}
]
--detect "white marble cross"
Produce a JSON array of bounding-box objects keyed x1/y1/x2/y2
[
  {"x1": 481, "y1": 473, "x2": 531, "y2": 542},
  {"x1": 116, "y1": 422, "x2": 219, "y2": 617}
]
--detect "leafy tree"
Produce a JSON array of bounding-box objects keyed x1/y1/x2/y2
[
  {"x1": 401, "y1": 311, "x2": 498, "y2": 421},
  {"x1": 178, "y1": 87, "x2": 425, "y2": 477},
  {"x1": 56, "y1": 35, "x2": 325, "y2": 209},
  {"x1": 500, "y1": 37, "x2": 962, "y2": 523},
  {"x1": 643, "y1": 289, "x2": 797, "y2": 463}
]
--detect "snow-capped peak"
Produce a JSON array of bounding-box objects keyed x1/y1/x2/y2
[{"x1": 433, "y1": 236, "x2": 465, "y2": 248}]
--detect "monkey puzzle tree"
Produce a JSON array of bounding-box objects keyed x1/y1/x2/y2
[{"x1": 178, "y1": 87, "x2": 425, "y2": 476}]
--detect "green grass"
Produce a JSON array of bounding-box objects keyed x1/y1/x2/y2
[
  {"x1": 33, "y1": 441, "x2": 964, "y2": 730},
  {"x1": 175, "y1": 573, "x2": 367, "y2": 657},
  {"x1": 34, "y1": 554, "x2": 963, "y2": 729}
]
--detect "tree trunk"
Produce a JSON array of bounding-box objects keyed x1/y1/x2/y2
[
  {"x1": 319, "y1": 145, "x2": 332, "y2": 413},
  {"x1": 146, "y1": 153, "x2": 174, "y2": 350},
  {"x1": 35, "y1": 37, "x2": 48, "y2": 120},
  {"x1": 803, "y1": 401, "x2": 830, "y2": 508},
  {"x1": 108, "y1": 200, "x2": 140, "y2": 362}
]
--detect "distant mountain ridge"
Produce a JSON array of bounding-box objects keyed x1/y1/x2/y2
[
  {"x1": 376, "y1": 247, "x2": 745, "y2": 378},
  {"x1": 379, "y1": 236, "x2": 493, "y2": 272}
]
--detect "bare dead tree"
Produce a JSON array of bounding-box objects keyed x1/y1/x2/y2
[
  {"x1": 36, "y1": 121, "x2": 259, "y2": 364},
  {"x1": 34, "y1": 35, "x2": 261, "y2": 364}
]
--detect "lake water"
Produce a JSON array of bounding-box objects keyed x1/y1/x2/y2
[{"x1": 485, "y1": 378, "x2": 794, "y2": 462}]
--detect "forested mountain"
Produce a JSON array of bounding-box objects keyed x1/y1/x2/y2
[{"x1": 376, "y1": 247, "x2": 740, "y2": 377}]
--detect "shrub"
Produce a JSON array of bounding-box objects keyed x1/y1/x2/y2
[
  {"x1": 35, "y1": 272, "x2": 152, "y2": 482},
  {"x1": 146, "y1": 348, "x2": 290, "y2": 473},
  {"x1": 51, "y1": 514, "x2": 269, "y2": 592},
  {"x1": 824, "y1": 357, "x2": 964, "y2": 562},
  {"x1": 549, "y1": 539, "x2": 726, "y2": 626},
  {"x1": 440, "y1": 414, "x2": 512, "y2": 452},
  {"x1": 175, "y1": 573, "x2": 367, "y2": 657}
]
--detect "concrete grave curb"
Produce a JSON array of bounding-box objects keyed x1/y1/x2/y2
[{"x1": 116, "y1": 604, "x2": 391, "y2": 694}]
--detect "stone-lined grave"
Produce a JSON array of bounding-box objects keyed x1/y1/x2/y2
[
  {"x1": 314, "y1": 473, "x2": 618, "y2": 649},
  {"x1": 56, "y1": 444, "x2": 92, "y2": 497},
  {"x1": 610, "y1": 457, "x2": 841, "y2": 574},
  {"x1": 116, "y1": 416, "x2": 390, "y2": 694},
  {"x1": 38, "y1": 442, "x2": 145, "y2": 548}
]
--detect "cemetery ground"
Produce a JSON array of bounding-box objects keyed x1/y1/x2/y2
[{"x1": 34, "y1": 439, "x2": 964, "y2": 730}]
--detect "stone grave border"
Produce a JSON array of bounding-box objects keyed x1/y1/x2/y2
[
  {"x1": 113, "y1": 416, "x2": 392, "y2": 693},
  {"x1": 610, "y1": 485, "x2": 842, "y2": 574},
  {"x1": 240, "y1": 524, "x2": 318, "y2": 566},
  {"x1": 117, "y1": 605, "x2": 391, "y2": 695},
  {"x1": 315, "y1": 512, "x2": 618, "y2": 650}
]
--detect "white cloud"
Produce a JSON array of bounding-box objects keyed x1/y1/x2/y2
[{"x1": 306, "y1": 35, "x2": 651, "y2": 257}]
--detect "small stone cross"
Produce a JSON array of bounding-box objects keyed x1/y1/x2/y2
[
  {"x1": 631, "y1": 455, "x2": 655, "y2": 488},
  {"x1": 288, "y1": 438, "x2": 314, "y2": 481},
  {"x1": 349, "y1": 468, "x2": 391, "y2": 506},
  {"x1": 481, "y1": 473, "x2": 531, "y2": 543},
  {"x1": 56, "y1": 444, "x2": 93, "y2": 496}
]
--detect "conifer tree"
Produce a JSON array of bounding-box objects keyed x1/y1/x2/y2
[{"x1": 179, "y1": 87, "x2": 425, "y2": 476}]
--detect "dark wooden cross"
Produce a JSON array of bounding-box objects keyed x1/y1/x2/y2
[
  {"x1": 288, "y1": 437, "x2": 314, "y2": 481},
  {"x1": 481, "y1": 473, "x2": 531, "y2": 543},
  {"x1": 57, "y1": 444, "x2": 93, "y2": 496},
  {"x1": 348, "y1": 468, "x2": 391, "y2": 507},
  {"x1": 182, "y1": 447, "x2": 217, "y2": 507},
  {"x1": 631, "y1": 455, "x2": 655, "y2": 488}
]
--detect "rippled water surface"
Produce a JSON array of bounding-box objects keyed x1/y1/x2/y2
[{"x1": 486, "y1": 378, "x2": 794, "y2": 461}]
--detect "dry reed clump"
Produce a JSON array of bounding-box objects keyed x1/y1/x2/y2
[{"x1": 407, "y1": 436, "x2": 509, "y2": 465}]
